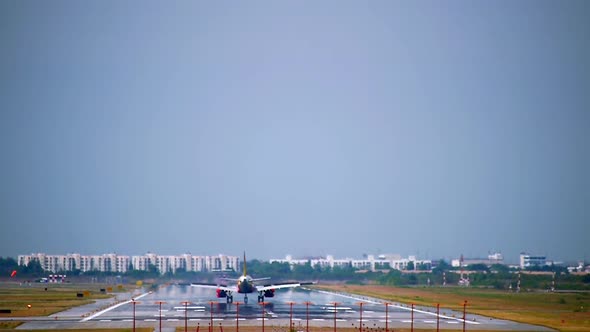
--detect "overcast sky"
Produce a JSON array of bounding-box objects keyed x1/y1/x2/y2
[{"x1": 1, "y1": 1, "x2": 588, "y2": 263}]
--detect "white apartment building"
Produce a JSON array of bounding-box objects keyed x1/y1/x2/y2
[
  {"x1": 270, "y1": 254, "x2": 431, "y2": 272},
  {"x1": 520, "y1": 253, "x2": 547, "y2": 268},
  {"x1": 18, "y1": 253, "x2": 239, "y2": 274}
]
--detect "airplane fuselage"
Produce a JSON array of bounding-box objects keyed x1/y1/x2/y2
[{"x1": 237, "y1": 275, "x2": 255, "y2": 294}]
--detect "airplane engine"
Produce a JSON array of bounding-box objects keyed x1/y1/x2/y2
[
  {"x1": 264, "y1": 289, "x2": 275, "y2": 297},
  {"x1": 216, "y1": 289, "x2": 227, "y2": 298}
]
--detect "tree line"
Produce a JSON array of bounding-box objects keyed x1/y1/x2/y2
[{"x1": 2, "y1": 257, "x2": 588, "y2": 290}]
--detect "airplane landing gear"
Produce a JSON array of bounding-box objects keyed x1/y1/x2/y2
[
  {"x1": 226, "y1": 295, "x2": 233, "y2": 304},
  {"x1": 244, "y1": 295, "x2": 248, "y2": 304},
  {"x1": 257, "y1": 295, "x2": 264, "y2": 303}
]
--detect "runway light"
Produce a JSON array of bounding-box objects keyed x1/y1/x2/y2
[{"x1": 27, "y1": 304, "x2": 32, "y2": 309}]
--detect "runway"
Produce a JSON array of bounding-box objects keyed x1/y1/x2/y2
[{"x1": 12, "y1": 285, "x2": 554, "y2": 330}]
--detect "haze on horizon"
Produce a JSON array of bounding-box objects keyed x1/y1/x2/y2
[{"x1": 1, "y1": 1, "x2": 588, "y2": 263}]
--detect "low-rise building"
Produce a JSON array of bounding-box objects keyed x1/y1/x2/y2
[{"x1": 520, "y1": 253, "x2": 547, "y2": 269}]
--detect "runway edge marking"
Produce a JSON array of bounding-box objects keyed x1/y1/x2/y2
[
  {"x1": 80, "y1": 291, "x2": 152, "y2": 322},
  {"x1": 311, "y1": 288, "x2": 480, "y2": 325}
]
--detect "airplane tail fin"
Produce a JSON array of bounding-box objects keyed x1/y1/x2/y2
[{"x1": 243, "y1": 251, "x2": 247, "y2": 277}]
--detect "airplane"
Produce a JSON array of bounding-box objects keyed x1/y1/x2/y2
[{"x1": 191, "y1": 252, "x2": 312, "y2": 304}]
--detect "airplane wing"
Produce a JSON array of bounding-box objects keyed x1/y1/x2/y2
[
  {"x1": 251, "y1": 277, "x2": 271, "y2": 282},
  {"x1": 255, "y1": 282, "x2": 314, "y2": 292},
  {"x1": 191, "y1": 283, "x2": 236, "y2": 292}
]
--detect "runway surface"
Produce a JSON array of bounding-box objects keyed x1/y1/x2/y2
[{"x1": 13, "y1": 285, "x2": 554, "y2": 331}]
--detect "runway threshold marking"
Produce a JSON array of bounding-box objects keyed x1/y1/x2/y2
[{"x1": 80, "y1": 291, "x2": 152, "y2": 322}]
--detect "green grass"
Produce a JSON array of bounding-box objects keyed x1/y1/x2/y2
[
  {"x1": 0, "y1": 284, "x2": 114, "y2": 317},
  {"x1": 317, "y1": 284, "x2": 590, "y2": 332}
]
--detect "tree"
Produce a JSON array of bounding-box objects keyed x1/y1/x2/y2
[
  {"x1": 432, "y1": 259, "x2": 450, "y2": 275},
  {"x1": 20, "y1": 259, "x2": 43, "y2": 276},
  {"x1": 0, "y1": 257, "x2": 18, "y2": 276},
  {"x1": 468, "y1": 264, "x2": 489, "y2": 272},
  {"x1": 406, "y1": 261, "x2": 415, "y2": 271}
]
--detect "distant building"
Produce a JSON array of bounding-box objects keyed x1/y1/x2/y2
[
  {"x1": 519, "y1": 253, "x2": 547, "y2": 269},
  {"x1": 18, "y1": 252, "x2": 239, "y2": 274},
  {"x1": 270, "y1": 254, "x2": 430, "y2": 272},
  {"x1": 451, "y1": 252, "x2": 504, "y2": 268}
]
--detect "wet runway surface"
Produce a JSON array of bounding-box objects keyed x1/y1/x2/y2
[
  {"x1": 14, "y1": 285, "x2": 554, "y2": 330},
  {"x1": 88, "y1": 285, "x2": 552, "y2": 330}
]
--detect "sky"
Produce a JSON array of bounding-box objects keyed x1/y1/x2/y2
[{"x1": 1, "y1": 1, "x2": 589, "y2": 264}]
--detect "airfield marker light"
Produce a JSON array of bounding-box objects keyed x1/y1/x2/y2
[
  {"x1": 131, "y1": 300, "x2": 140, "y2": 332},
  {"x1": 436, "y1": 303, "x2": 440, "y2": 332},
  {"x1": 411, "y1": 303, "x2": 414, "y2": 332},
  {"x1": 27, "y1": 304, "x2": 31, "y2": 309},
  {"x1": 384, "y1": 302, "x2": 391, "y2": 332},
  {"x1": 208, "y1": 301, "x2": 216, "y2": 332},
  {"x1": 356, "y1": 302, "x2": 364, "y2": 332},
  {"x1": 331, "y1": 302, "x2": 340, "y2": 332},
  {"x1": 259, "y1": 301, "x2": 267, "y2": 332},
  {"x1": 303, "y1": 301, "x2": 313, "y2": 332},
  {"x1": 234, "y1": 301, "x2": 242, "y2": 332},
  {"x1": 462, "y1": 300, "x2": 467, "y2": 332},
  {"x1": 181, "y1": 301, "x2": 191, "y2": 332},
  {"x1": 155, "y1": 301, "x2": 166, "y2": 332},
  {"x1": 286, "y1": 301, "x2": 295, "y2": 330}
]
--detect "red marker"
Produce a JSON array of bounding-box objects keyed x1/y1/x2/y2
[{"x1": 10, "y1": 270, "x2": 17, "y2": 277}]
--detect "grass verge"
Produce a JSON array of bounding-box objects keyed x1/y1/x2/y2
[{"x1": 315, "y1": 284, "x2": 590, "y2": 332}]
